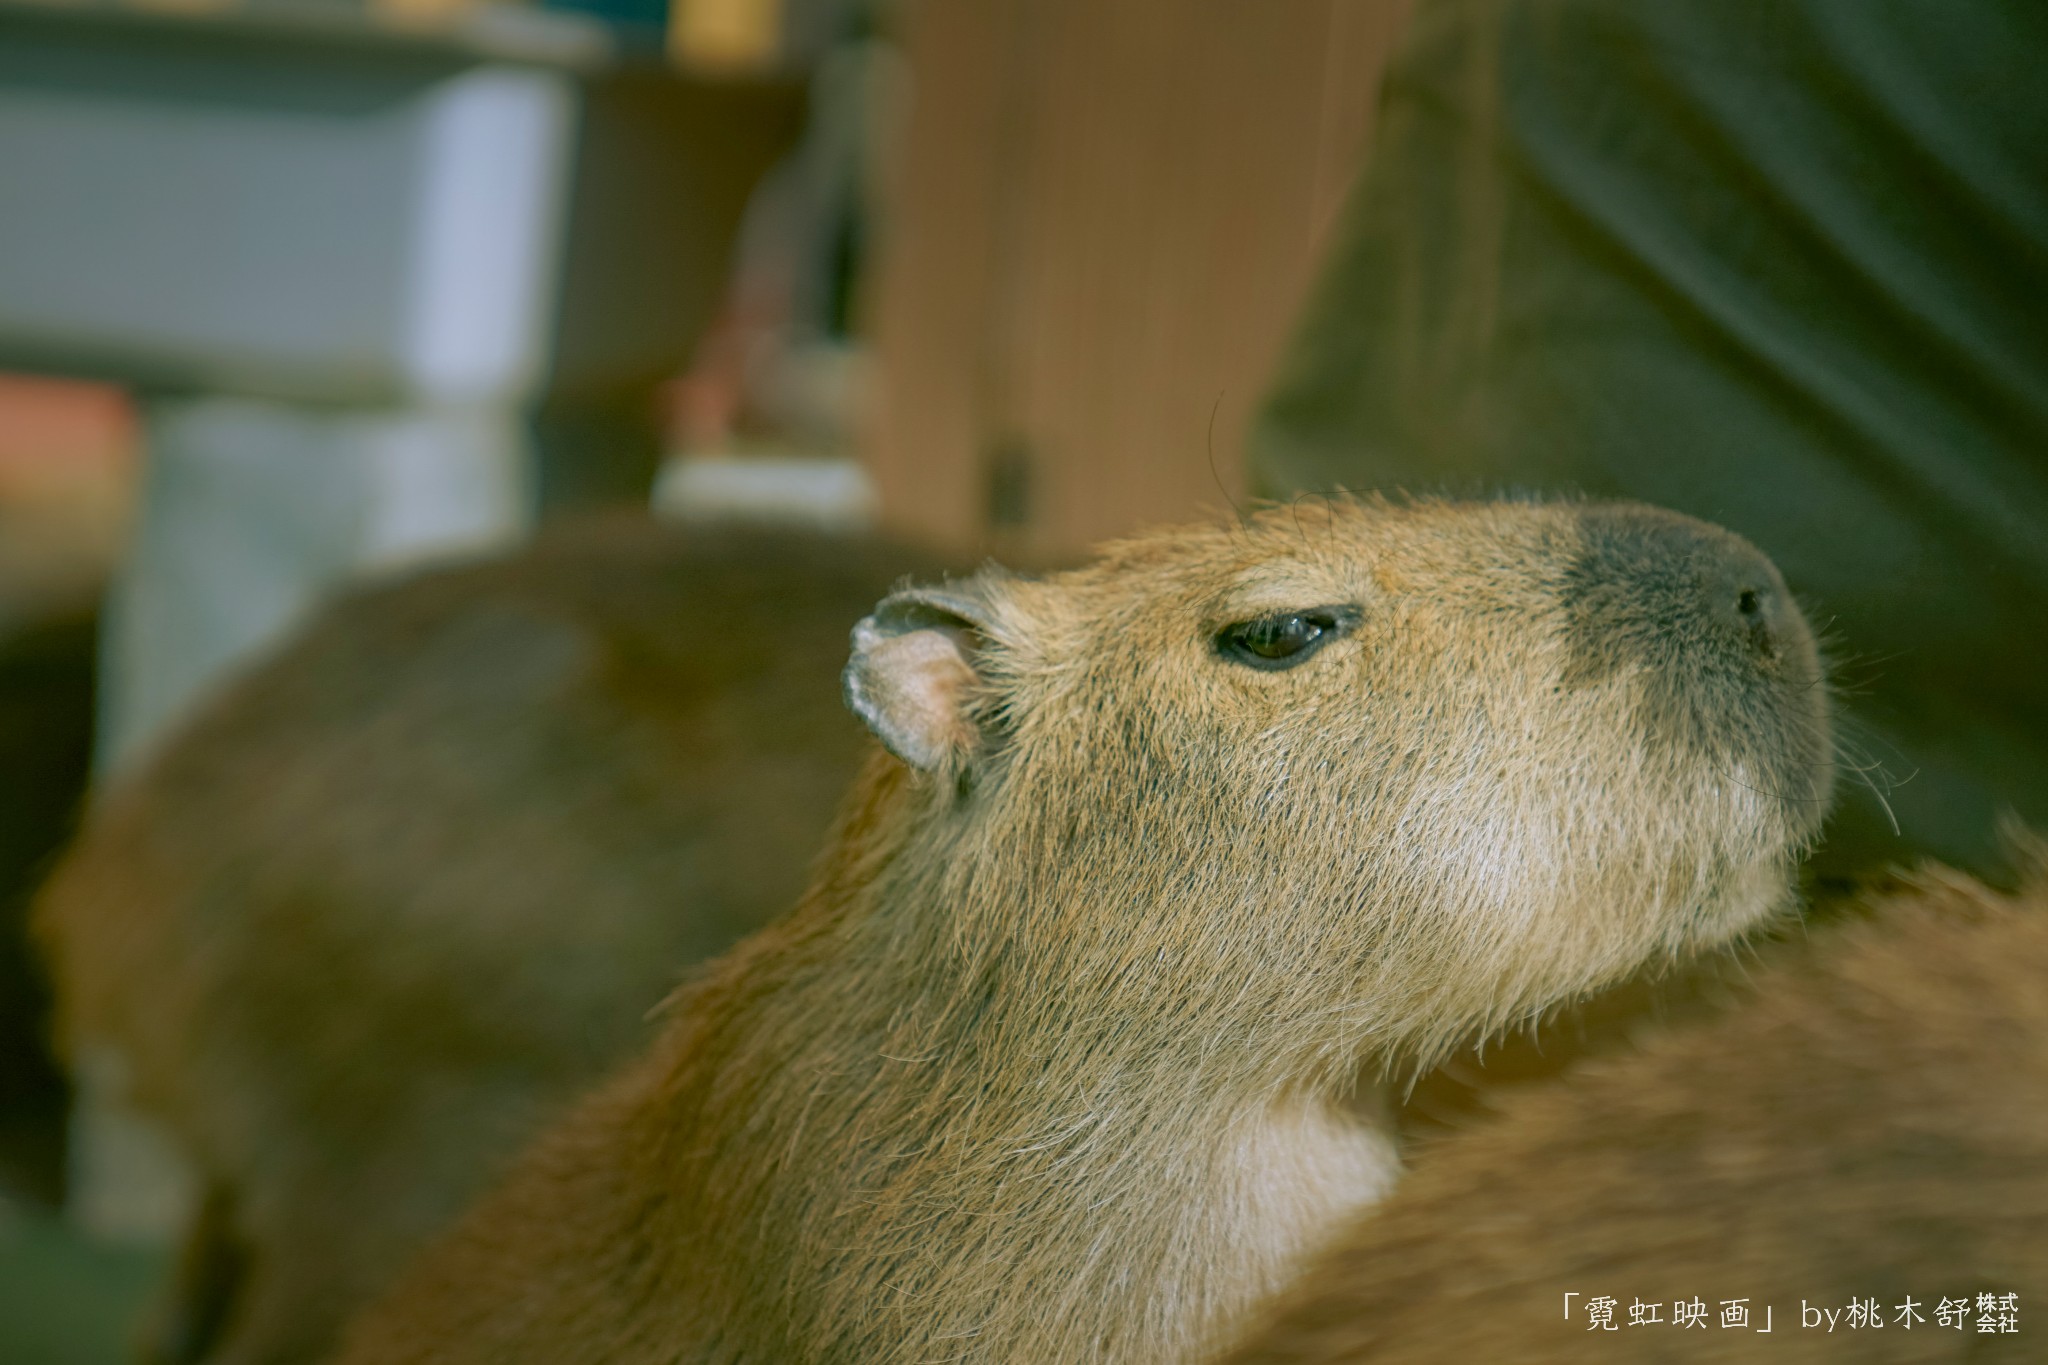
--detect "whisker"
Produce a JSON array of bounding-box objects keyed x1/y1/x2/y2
[
  {"x1": 1716, "y1": 767, "x2": 1831, "y2": 807},
  {"x1": 1204, "y1": 391, "x2": 1247, "y2": 525}
]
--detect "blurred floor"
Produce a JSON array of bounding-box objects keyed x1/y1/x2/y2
[{"x1": 0, "y1": 1201, "x2": 164, "y2": 1365}]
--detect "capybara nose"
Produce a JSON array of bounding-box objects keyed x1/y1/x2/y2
[
  {"x1": 1567, "y1": 504, "x2": 1812, "y2": 680},
  {"x1": 1681, "y1": 522, "x2": 1794, "y2": 665}
]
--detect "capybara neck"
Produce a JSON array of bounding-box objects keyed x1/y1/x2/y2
[{"x1": 624, "y1": 753, "x2": 1401, "y2": 1361}]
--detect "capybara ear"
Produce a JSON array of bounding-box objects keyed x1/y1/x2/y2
[{"x1": 843, "y1": 577, "x2": 1005, "y2": 775}]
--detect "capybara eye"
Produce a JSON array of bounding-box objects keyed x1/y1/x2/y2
[{"x1": 1216, "y1": 607, "x2": 1357, "y2": 671}]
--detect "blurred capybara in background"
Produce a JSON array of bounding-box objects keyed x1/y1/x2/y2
[
  {"x1": 33, "y1": 517, "x2": 955, "y2": 1365},
  {"x1": 334, "y1": 498, "x2": 1834, "y2": 1365},
  {"x1": 1221, "y1": 850, "x2": 2047, "y2": 1365}
]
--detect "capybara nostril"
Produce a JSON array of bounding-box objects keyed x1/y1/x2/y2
[
  {"x1": 1727, "y1": 579, "x2": 1781, "y2": 659},
  {"x1": 1567, "y1": 503, "x2": 1816, "y2": 687},
  {"x1": 1700, "y1": 553, "x2": 1792, "y2": 665},
  {"x1": 1677, "y1": 514, "x2": 1796, "y2": 664}
]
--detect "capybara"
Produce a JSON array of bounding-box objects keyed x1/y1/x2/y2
[
  {"x1": 34, "y1": 517, "x2": 953, "y2": 1364},
  {"x1": 334, "y1": 497, "x2": 1835, "y2": 1365}
]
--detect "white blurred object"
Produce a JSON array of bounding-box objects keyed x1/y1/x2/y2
[
  {"x1": 654, "y1": 451, "x2": 877, "y2": 532},
  {"x1": 66, "y1": 1047, "x2": 198, "y2": 1246},
  {"x1": 0, "y1": 59, "x2": 576, "y2": 406}
]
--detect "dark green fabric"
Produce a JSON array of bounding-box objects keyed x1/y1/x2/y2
[{"x1": 1252, "y1": 0, "x2": 2048, "y2": 880}]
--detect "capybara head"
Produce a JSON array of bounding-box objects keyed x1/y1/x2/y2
[{"x1": 846, "y1": 496, "x2": 1833, "y2": 1076}]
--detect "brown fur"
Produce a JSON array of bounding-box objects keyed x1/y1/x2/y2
[
  {"x1": 334, "y1": 496, "x2": 1833, "y2": 1365},
  {"x1": 1220, "y1": 853, "x2": 2048, "y2": 1365},
  {"x1": 32, "y1": 518, "x2": 952, "y2": 1365}
]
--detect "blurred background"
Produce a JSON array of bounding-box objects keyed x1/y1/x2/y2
[{"x1": 5, "y1": 0, "x2": 2046, "y2": 1358}]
